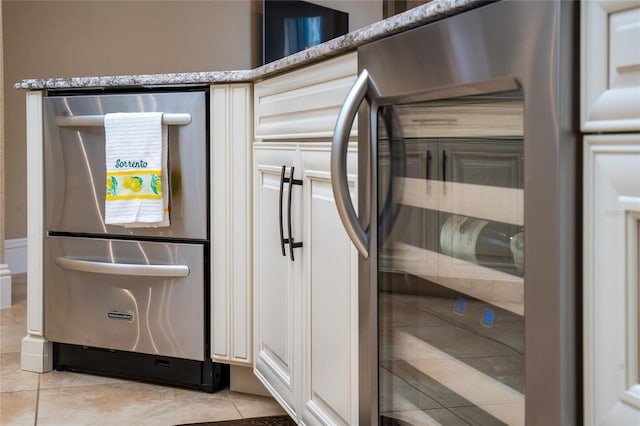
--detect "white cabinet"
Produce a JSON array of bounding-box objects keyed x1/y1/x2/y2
[
  {"x1": 299, "y1": 146, "x2": 358, "y2": 426},
  {"x1": 253, "y1": 143, "x2": 358, "y2": 424},
  {"x1": 252, "y1": 52, "x2": 359, "y2": 424},
  {"x1": 253, "y1": 145, "x2": 300, "y2": 415},
  {"x1": 582, "y1": 2, "x2": 640, "y2": 425}
]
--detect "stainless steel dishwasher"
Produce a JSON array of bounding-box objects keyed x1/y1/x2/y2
[{"x1": 42, "y1": 89, "x2": 227, "y2": 391}]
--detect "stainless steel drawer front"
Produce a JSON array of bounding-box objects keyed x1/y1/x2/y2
[
  {"x1": 43, "y1": 91, "x2": 208, "y2": 240},
  {"x1": 44, "y1": 236, "x2": 206, "y2": 361}
]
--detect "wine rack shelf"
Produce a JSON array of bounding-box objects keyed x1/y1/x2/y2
[
  {"x1": 397, "y1": 99, "x2": 524, "y2": 139},
  {"x1": 382, "y1": 242, "x2": 524, "y2": 315},
  {"x1": 383, "y1": 328, "x2": 525, "y2": 425},
  {"x1": 396, "y1": 177, "x2": 524, "y2": 226}
]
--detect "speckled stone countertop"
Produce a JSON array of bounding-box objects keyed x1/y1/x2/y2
[{"x1": 15, "y1": 0, "x2": 489, "y2": 90}]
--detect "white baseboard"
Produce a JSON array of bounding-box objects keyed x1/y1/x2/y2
[
  {"x1": 5, "y1": 238, "x2": 27, "y2": 274},
  {"x1": 21, "y1": 334, "x2": 53, "y2": 373}
]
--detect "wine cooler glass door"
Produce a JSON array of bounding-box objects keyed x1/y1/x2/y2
[{"x1": 377, "y1": 91, "x2": 526, "y2": 425}]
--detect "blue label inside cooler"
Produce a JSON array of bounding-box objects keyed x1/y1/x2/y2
[
  {"x1": 481, "y1": 308, "x2": 495, "y2": 327},
  {"x1": 454, "y1": 297, "x2": 468, "y2": 315}
]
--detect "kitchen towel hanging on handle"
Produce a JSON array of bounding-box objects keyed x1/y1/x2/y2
[{"x1": 104, "y1": 112, "x2": 170, "y2": 227}]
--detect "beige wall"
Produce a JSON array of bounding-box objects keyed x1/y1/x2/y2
[
  {"x1": 1, "y1": 0, "x2": 5, "y2": 261},
  {"x1": 3, "y1": 0, "x2": 261, "y2": 240}
]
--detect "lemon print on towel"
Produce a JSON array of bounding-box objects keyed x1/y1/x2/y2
[
  {"x1": 105, "y1": 170, "x2": 162, "y2": 200},
  {"x1": 123, "y1": 176, "x2": 143, "y2": 192}
]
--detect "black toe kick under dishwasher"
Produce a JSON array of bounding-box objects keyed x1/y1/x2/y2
[{"x1": 43, "y1": 89, "x2": 228, "y2": 392}]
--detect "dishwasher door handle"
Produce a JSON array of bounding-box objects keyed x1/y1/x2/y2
[
  {"x1": 55, "y1": 257, "x2": 190, "y2": 277},
  {"x1": 55, "y1": 113, "x2": 192, "y2": 128}
]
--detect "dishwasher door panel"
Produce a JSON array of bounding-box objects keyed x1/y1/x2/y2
[
  {"x1": 43, "y1": 91, "x2": 207, "y2": 240},
  {"x1": 44, "y1": 236, "x2": 206, "y2": 361}
]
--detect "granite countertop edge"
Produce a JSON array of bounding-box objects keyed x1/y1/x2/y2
[{"x1": 15, "y1": 0, "x2": 488, "y2": 90}]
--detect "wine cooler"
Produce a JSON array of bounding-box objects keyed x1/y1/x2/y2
[{"x1": 331, "y1": 1, "x2": 578, "y2": 425}]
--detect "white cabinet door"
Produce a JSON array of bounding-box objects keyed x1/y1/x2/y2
[
  {"x1": 253, "y1": 145, "x2": 302, "y2": 418},
  {"x1": 253, "y1": 143, "x2": 359, "y2": 424},
  {"x1": 584, "y1": 134, "x2": 640, "y2": 426},
  {"x1": 299, "y1": 145, "x2": 359, "y2": 426}
]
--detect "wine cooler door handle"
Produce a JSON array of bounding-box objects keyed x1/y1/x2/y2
[
  {"x1": 331, "y1": 69, "x2": 379, "y2": 259},
  {"x1": 55, "y1": 257, "x2": 190, "y2": 277},
  {"x1": 279, "y1": 165, "x2": 287, "y2": 257}
]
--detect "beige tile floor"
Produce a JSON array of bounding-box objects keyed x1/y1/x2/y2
[{"x1": 0, "y1": 274, "x2": 285, "y2": 425}]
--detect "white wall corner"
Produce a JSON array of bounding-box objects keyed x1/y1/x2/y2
[
  {"x1": 5, "y1": 237, "x2": 27, "y2": 274},
  {"x1": 230, "y1": 365, "x2": 270, "y2": 397},
  {"x1": 0, "y1": 263, "x2": 11, "y2": 308},
  {"x1": 21, "y1": 334, "x2": 53, "y2": 373}
]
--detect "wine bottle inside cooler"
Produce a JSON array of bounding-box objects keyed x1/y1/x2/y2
[{"x1": 439, "y1": 214, "x2": 524, "y2": 276}]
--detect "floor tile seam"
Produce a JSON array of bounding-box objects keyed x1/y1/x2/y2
[
  {"x1": 36, "y1": 379, "x2": 236, "y2": 403},
  {"x1": 36, "y1": 379, "x2": 134, "y2": 393},
  {"x1": 0, "y1": 350, "x2": 23, "y2": 363},
  {"x1": 0, "y1": 388, "x2": 39, "y2": 397},
  {"x1": 34, "y1": 373, "x2": 41, "y2": 425},
  {"x1": 225, "y1": 390, "x2": 246, "y2": 419}
]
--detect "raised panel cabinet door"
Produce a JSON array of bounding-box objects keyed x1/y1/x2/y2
[
  {"x1": 253, "y1": 145, "x2": 301, "y2": 419},
  {"x1": 581, "y1": 1, "x2": 640, "y2": 132},
  {"x1": 440, "y1": 140, "x2": 523, "y2": 189},
  {"x1": 583, "y1": 134, "x2": 640, "y2": 425},
  {"x1": 299, "y1": 146, "x2": 359, "y2": 426}
]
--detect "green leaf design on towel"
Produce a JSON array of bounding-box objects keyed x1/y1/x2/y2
[
  {"x1": 151, "y1": 174, "x2": 162, "y2": 195},
  {"x1": 106, "y1": 176, "x2": 118, "y2": 196}
]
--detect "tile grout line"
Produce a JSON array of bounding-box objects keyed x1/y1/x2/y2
[
  {"x1": 226, "y1": 389, "x2": 246, "y2": 419},
  {"x1": 34, "y1": 372, "x2": 41, "y2": 425}
]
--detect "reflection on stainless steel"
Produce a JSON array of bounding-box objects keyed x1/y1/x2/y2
[
  {"x1": 122, "y1": 288, "x2": 142, "y2": 352},
  {"x1": 145, "y1": 289, "x2": 160, "y2": 354},
  {"x1": 77, "y1": 132, "x2": 107, "y2": 233},
  {"x1": 158, "y1": 281, "x2": 180, "y2": 358}
]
